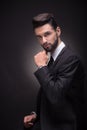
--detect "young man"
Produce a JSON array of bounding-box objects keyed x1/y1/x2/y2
[{"x1": 24, "y1": 13, "x2": 85, "y2": 130}]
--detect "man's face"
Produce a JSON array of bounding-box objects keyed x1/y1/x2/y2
[{"x1": 34, "y1": 24, "x2": 61, "y2": 52}]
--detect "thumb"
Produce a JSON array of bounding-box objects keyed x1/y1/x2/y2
[{"x1": 43, "y1": 50, "x2": 48, "y2": 55}]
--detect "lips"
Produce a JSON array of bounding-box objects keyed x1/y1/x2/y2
[{"x1": 43, "y1": 43, "x2": 50, "y2": 48}]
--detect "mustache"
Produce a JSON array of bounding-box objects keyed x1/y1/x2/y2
[{"x1": 42, "y1": 42, "x2": 51, "y2": 47}]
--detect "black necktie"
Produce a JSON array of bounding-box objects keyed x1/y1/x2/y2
[{"x1": 48, "y1": 56, "x2": 54, "y2": 67}]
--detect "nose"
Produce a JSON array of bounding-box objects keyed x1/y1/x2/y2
[{"x1": 42, "y1": 36, "x2": 47, "y2": 43}]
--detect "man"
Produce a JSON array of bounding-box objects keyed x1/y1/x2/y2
[{"x1": 23, "y1": 13, "x2": 85, "y2": 130}]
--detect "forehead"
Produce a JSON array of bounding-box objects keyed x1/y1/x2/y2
[{"x1": 34, "y1": 24, "x2": 54, "y2": 35}]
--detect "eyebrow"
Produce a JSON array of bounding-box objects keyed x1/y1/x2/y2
[{"x1": 36, "y1": 31, "x2": 52, "y2": 37}]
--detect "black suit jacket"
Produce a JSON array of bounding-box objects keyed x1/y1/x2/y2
[{"x1": 34, "y1": 46, "x2": 85, "y2": 130}]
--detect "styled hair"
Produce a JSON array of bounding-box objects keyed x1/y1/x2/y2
[{"x1": 32, "y1": 13, "x2": 58, "y2": 30}]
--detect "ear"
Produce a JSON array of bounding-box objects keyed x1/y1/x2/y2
[{"x1": 56, "y1": 26, "x2": 61, "y2": 36}]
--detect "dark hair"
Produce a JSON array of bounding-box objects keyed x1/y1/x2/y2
[{"x1": 32, "y1": 13, "x2": 58, "y2": 30}]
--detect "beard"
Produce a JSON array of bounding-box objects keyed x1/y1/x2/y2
[{"x1": 42, "y1": 38, "x2": 58, "y2": 52}]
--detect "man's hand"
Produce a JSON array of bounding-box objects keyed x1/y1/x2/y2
[
  {"x1": 34, "y1": 50, "x2": 49, "y2": 67},
  {"x1": 24, "y1": 113, "x2": 37, "y2": 128}
]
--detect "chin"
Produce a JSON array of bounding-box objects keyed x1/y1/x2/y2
[{"x1": 44, "y1": 46, "x2": 52, "y2": 52}]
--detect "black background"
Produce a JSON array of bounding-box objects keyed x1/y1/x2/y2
[{"x1": 0, "y1": 1, "x2": 87, "y2": 130}]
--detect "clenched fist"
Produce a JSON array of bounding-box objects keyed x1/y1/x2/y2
[{"x1": 34, "y1": 50, "x2": 49, "y2": 67}]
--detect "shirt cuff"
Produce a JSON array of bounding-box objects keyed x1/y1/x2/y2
[{"x1": 30, "y1": 111, "x2": 37, "y2": 117}]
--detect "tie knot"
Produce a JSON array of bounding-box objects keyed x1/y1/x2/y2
[{"x1": 48, "y1": 56, "x2": 54, "y2": 67}]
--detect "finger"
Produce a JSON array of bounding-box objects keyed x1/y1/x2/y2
[
  {"x1": 24, "y1": 117, "x2": 27, "y2": 123},
  {"x1": 44, "y1": 50, "x2": 47, "y2": 54},
  {"x1": 24, "y1": 117, "x2": 30, "y2": 123},
  {"x1": 42, "y1": 50, "x2": 47, "y2": 55},
  {"x1": 24, "y1": 117, "x2": 28, "y2": 123}
]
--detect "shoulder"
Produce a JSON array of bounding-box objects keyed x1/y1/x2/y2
[
  {"x1": 62, "y1": 46, "x2": 85, "y2": 72},
  {"x1": 57, "y1": 45, "x2": 85, "y2": 72},
  {"x1": 62, "y1": 45, "x2": 81, "y2": 62}
]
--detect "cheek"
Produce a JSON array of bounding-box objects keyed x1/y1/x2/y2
[{"x1": 49, "y1": 35, "x2": 57, "y2": 44}]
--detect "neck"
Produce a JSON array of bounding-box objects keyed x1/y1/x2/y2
[{"x1": 58, "y1": 38, "x2": 61, "y2": 46}]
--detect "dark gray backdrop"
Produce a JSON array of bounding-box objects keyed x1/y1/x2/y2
[{"x1": 0, "y1": 1, "x2": 87, "y2": 130}]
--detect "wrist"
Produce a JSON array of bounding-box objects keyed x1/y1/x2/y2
[
  {"x1": 38, "y1": 65, "x2": 47, "y2": 69},
  {"x1": 38, "y1": 63, "x2": 47, "y2": 68}
]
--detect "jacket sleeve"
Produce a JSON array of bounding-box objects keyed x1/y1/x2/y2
[{"x1": 34, "y1": 56, "x2": 84, "y2": 104}]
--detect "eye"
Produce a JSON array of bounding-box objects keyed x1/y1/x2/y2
[
  {"x1": 36, "y1": 36, "x2": 42, "y2": 40},
  {"x1": 44, "y1": 32, "x2": 52, "y2": 37}
]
